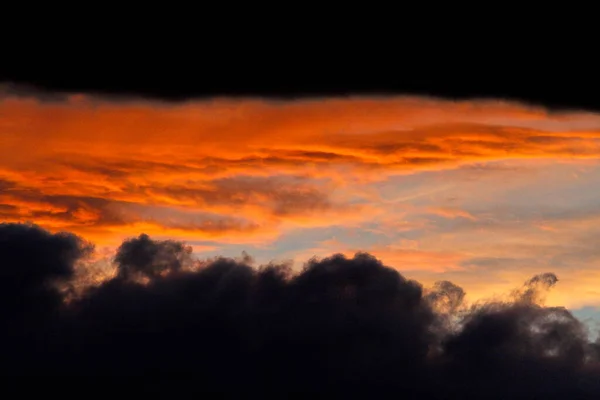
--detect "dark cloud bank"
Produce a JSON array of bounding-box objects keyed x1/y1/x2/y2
[{"x1": 2, "y1": 222, "x2": 600, "y2": 398}]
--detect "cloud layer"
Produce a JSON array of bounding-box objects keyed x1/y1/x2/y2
[
  {"x1": 2, "y1": 92, "x2": 600, "y2": 310},
  {"x1": 2, "y1": 223, "x2": 600, "y2": 397}
]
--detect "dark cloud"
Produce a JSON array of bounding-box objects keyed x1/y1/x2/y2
[
  {"x1": 517, "y1": 272, "x2": 559, "y2": 305},
  {"x1": 115, "y1": 234, "x2": 194, "y2": 279},
  {"x1": 426, "y1": 280, "x2": 466, "y2": 314},
  {"x1": 1, "y1": 223, "x2": 600, "y2": 398},
  {"x1": 3, "y1": 48, "x2": 600, "y2": 112},
  {"x1": 0, "y1": 223, "x2": 92, "y2": 375},
  {"x1": 0, "y1": 83, "x2": 72, "y2": 103},
  {"x1": 0, "y1": 223, "x2": 91, "y2": 310}
]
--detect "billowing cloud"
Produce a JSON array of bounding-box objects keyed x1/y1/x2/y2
[
  {"x1": 2, "y1": 223, "x2": 600, "y2": 397},
  {"x1": 0, "y1": 222, "x2": 92, "y2": 320}
]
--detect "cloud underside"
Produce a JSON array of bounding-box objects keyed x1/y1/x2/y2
[{"x1": 2, "y1": 223, "x2": 600, "y2": 397}]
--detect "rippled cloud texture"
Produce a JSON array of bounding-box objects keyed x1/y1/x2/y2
[{"x1": 2, "y1": 91, "x2": 600, "y2": 312}]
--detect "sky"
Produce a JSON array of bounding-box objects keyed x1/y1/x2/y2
[
  {"x1": 5, "y1": 89, "x2": 600, "y2": 396},
  {"x1": 2, "y1": 92, "x2": 600, "y2": 314},
  {"x1": 4, "y1": 20, "x2": 600, "y2": 396}
]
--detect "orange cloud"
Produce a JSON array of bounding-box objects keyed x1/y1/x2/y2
[{"x1": 2, "y1": 93, "x2": 600, "y2": 246}]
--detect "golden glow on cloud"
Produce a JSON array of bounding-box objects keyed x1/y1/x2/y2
[{"x1": 2, "y1": 92, "x2": 600, "y2": 308}]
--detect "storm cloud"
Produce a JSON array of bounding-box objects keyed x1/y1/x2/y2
[{"x1": 1, "y1": 222, "x2": 599, "y2": 397}]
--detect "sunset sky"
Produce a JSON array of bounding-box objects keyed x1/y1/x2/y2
[{"x1": 2, "y1": 91, "x2": 600, "y2": 317}]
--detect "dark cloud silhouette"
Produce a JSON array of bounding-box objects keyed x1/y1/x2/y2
[
  {"x1": 1, "y1": 223, "x2": 599, "y2": 398},
  {"x1": 515, "y1": 272, "x2": 559, "y2": 305},
  {"x1": 115, "y1": 233, "x2": 194, "y2": 279},
  {"x1": 0, "y1": 223, "x2": 91, "y2": 317},
  {"x1": 3, "y1": 51, "x2": 600, "y2": 112}
]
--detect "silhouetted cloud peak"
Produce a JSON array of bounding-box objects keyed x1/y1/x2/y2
[{"x1": 1, "y1": 222, "x2": 599, "y2": 398}]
